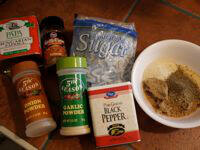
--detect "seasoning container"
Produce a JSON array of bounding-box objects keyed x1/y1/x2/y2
[
  {"x1": 88, "y1": 82, "x2": 140, "y2": 147},
  {"x1": 0, "y1": 16, "x2": 42, "y2": 61},
  {"x1": 40, "y1": 16, "x2": 67, "y2": 68},
  {"x1": 11, "y1": 61, "x2": 57, "y2": 137},
  {"x1": 56, "y1": 57, "x2": 90, "y2": 136}
]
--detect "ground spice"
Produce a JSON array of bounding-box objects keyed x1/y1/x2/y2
[{"x1": 143, "y1": 65, "x2": 200, "y2": 118}]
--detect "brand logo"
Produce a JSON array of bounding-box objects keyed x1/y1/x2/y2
[
  {"x1": 0, "y1": 20, "x2": 33, "y2": 32},
  {"x1": 17, "y1": 77, "x2": 41, "y2": 98},
  {"x1": 104, "y1": 91, "x2": 118, "y2": 99},
  {"x1": 60, "y1": 77, "x2": 86, "y2": 101},
  {"x1": 4, "y1": 20, "x2": 25, "y2": 30},
  {"x1": 5, "y1": 22, "x2": 21, "y2": 30}
]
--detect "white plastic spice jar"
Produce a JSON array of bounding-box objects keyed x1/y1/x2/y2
[
  {"x1": 56, "y1": 57, "x2": 90, "y2": 136},
  {"x1": 11, "y1": 61, "x2": 57, "y2": 137}
]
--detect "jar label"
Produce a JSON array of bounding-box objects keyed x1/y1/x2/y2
[
  {"x1": 0, "y1": 16, "x2": 41, "y2": 61},
  {"x1": 16, "y1": 74, "x2": 52, "y2": 125},
  {"x1": 0, "y1": 20, "x2": 33, "y2": 55},
  {"x1": 43, "y1": 31, "x2": 67, "y2": 66},
  {"x1": 58, "y1": 73, "x2": 89, "y2": 127}
]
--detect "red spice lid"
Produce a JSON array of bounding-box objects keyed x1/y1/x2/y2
[{"x1": 11, "y1": 61, "x2": 39, "y2": 77}]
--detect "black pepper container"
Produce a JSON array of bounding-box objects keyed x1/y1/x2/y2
[{"x1": 40, "y1": 16, "x2": 67, "y2": 68}]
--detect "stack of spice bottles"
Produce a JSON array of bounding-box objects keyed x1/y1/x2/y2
[{"x1": 0, "y1": 16, "x2": 59, "y2": 137}]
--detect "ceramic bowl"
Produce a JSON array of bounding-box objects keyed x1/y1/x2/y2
[{"x1": 131, "y1": 39, "x2": 200, "y2": 128}]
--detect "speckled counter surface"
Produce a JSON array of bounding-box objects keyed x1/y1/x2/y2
[{"x1": 0, "y1": 0, "x2": 200, "y2": 150}]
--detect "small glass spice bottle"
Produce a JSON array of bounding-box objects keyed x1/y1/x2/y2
[
  {"x1": 11, "y1": 61, "x2": 57, "y2": 137},
  {"x1": 40, "y1": 16, "x2": 67, "y2": 68},
  {"x1": 56, "y1": 57, "x2": 90, "y2": 136}
]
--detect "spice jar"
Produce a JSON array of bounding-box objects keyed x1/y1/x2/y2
[
  {"x1": 11, "y1": 61, "x2": 57, "y2": 137},
  {"x1": 40, "y1": 16, "x2": 67, "y2": 68},
  {"x1": 56, "y1": 57, "x2": 90, "y2": 136}
]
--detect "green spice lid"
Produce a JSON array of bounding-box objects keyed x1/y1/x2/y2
[{"x1": 56, "y1": 57, "x2": 87, "y2": 70}]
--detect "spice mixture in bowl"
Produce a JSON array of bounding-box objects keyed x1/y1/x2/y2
[
  {"x1": 132, "y1": 39, "x2": 200, "y2": 128},
  {"x1": 143, "y1": 61, "x2": 200, "y2": 118}
]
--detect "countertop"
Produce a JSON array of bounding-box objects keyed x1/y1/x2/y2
[{"x1": 0, "y1": 0, "x2": 200, "y2": 150}]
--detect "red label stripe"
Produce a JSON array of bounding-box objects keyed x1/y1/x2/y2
[
  {"x1": 89, "y1": 85, "x2": 132, "y2": 95},
  {"x1": 95, "y1": 130, "x2": 140, "y2": 147},
  {"x1": 89, "y1": 90, "x2": 131, "y2": 99}
]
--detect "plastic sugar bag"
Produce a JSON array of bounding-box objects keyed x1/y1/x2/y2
[{"x1": 70, "y1": 15, "x2": 137, "y2": 87}]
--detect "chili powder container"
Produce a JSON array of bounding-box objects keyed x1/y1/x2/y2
[
  {"x1": 40, "y1": 16, "x2": 67, "y2": 68},
  {"x1": 11, "y1": 61, "x2": 57, "y2": 137},
  {"x1": 56, "y1": 57, "x2": 90, "y2": 136}
]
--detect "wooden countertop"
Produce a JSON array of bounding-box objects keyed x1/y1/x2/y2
[{"x1": 0, "y1": 0, "x2": 200, "y2": 149}]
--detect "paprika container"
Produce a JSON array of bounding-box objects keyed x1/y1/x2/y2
[
  {"x1": 56, "y1": 57, "x2": 90, "y2": 136},
  {"x1": 40, "y1": 16, "x2": 67, "y2": 68},
  {"x1": 11, "y1": 61, "x2": 57, "y2": 137},
  {"x1": 0, "y1": 16, "x2": 42, "y2": 61},
  {"x1": 0, "y1": 16, "x2": 43, "y2": 74}
]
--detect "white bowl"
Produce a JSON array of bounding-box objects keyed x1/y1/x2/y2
[{"x1": 131, "y1": 39, "x2": 200, "y2": 128}]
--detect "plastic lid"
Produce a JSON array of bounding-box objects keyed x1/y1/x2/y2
[
  {"x1": 26, "y1": 118, "x2": 57, "y2": 137},
  {"x1": 56, "y1": 57, "x2": 87, "y2": 71},
  {"x1": 11, "y1": 61, "x2": 39, "y2": 77},
  {"x1": 60, "y1": 126, "x2": 90, "y2": 136},
  {"x1": 40, "y1": 16, "x2": 64, "y2": 30}
]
